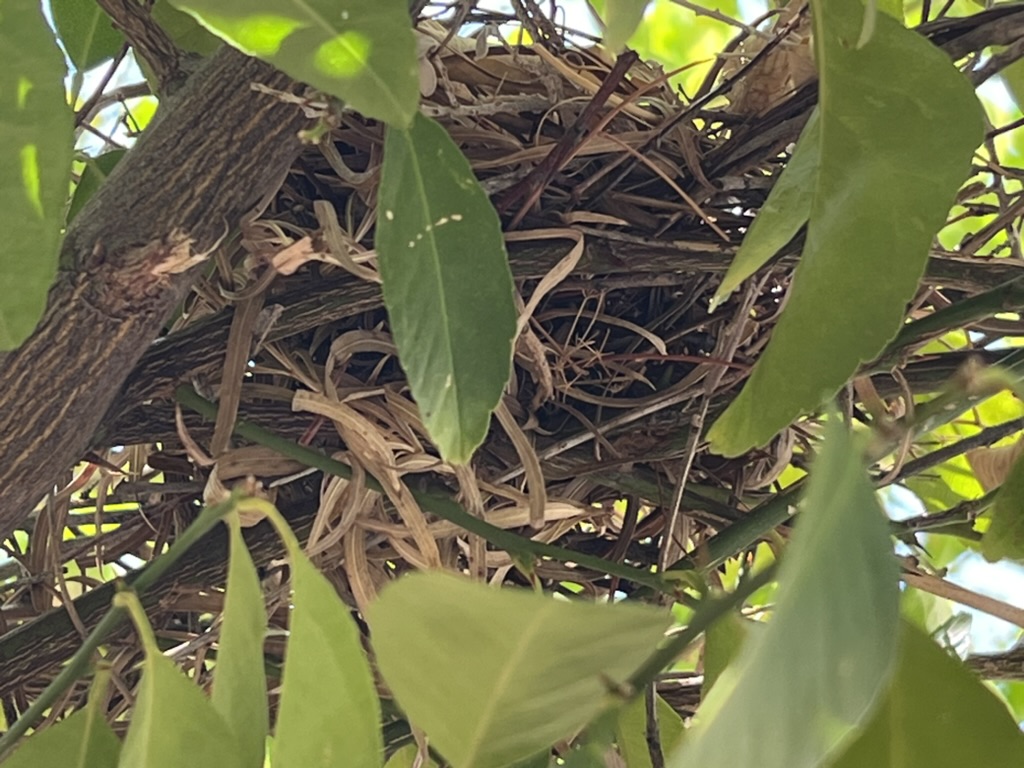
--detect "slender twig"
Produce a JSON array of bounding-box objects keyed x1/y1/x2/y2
[
  {"x1": 175, "y1": 386, "x2": 676, "y2": 592},
  {"x1": 0, "y1": 497, "x2": 236, "y2": 759},
  {"x1": 902, "y1": 569, "x2": 1024, "y2": 629}
]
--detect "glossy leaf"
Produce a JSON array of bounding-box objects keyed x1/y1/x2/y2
[
  {"x1": 51, "y1": 0, "x2": 123, "y2": 71},
  {"x1": 981, "y1": 449, "x2": 1024, "y2": 562},
  {"x1": 273, "y1": 546, "x2": 382, "y2": 767},
  {"x1": 710, "y1": 109, "x2": 818, "y2": 311},
  {"x1": 603, "y1": 0, "x2": 650, "y2": 52},
  {"x1": 376, "y1": 114, "x2": 516, "y2": 463},
  {"x1": 0, "y1": 1, "x2": 74, "y2": 349},
  {"x1": 670, "y1": 418, "x2": 901, "y2": 768},
  {"x1": 168, "y1": 0, "x2": 417, "y2": 126},
  {"x1": 830, "y1": 625, "x2": 1024, "y2": 766},
  {"x1": 369, "y1": 572, "x2": 670, "y2": 768},
  {"x1": 614, "y1": 695, "x2": 685, "y2": 768},
  {"x1": 211, "y1": 519, "x2": 268, "y2": 768},
  {"x1": 119, "y1": 646, "x2": 244, "y2": 768},
  {"x1": 708, "y1": 2, "x2": 984, "y2": 456},
  {"x1": 2, "y1": 700, "x2": 119, "y2": 768}
]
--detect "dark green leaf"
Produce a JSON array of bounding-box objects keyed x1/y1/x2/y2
[
  {"x1": 830, "y1": 624, "x2": 1024, "y2": 767},
  {"x1": 51, "y1": 0, "x2": 123, "y2": 71},
  {"x1": 710, "y1": 109, "x2": 818, "y2": 311},
  {"x1": 273, "y1": 548, "x2": 383, "y2": 767},
  {"x1": 0, "y1": 1, "x2": 74, "y2": 349},
  {"x1": 168, "y1": 0, "x2": 417, "y2": 126},
  {"x1": 67, "y1": 151, "x2": 124, "y2": 224},
  {"x1": 211, "y1": 519, "x2": 268, "y2": 768},
  {"x1": 708, "y1": 3, "x2": 984, "y2": 456},
  {"x1": 376, "y1": 114, "x2": 516, "y2": 462},
  {"x1": 369, "y1": 572, "x2": 670, "y2": 768},
  {"x1": 669, "y1": 418, "x2": 900, "y2": 768}
]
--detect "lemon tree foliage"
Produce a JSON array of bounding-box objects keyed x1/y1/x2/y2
[
  {"x1": 671, "y1": 417, "x2": 901, "y2": 768},
  {"x1": 369, "y1": 572, "x2": 670, "y2": 768},
  {"x1": 377, "y1": 114, "x2": 517, "y2": 463},
  {"x1": 708, "y1": 0, "x2": 984, "y2": 455},
  {"x1": 168, "y1": 0, "x2": 418, "y2": 126},
  {"x1": 3, "y1": 1, "x2": 1024, "y2": 768},
  {"x1": 0, "y1": 0, "x2": 73, "y2": 349}
]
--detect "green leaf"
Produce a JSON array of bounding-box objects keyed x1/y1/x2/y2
[
  {"x1": 273, "y1": 547, "x2": 383, "y2": 768},
  {"x1": 710, "y1": 110, "x2": 818, "y2": 311},
  {"x1": 669, "y1": 417, "x2": 901, "y2": 768},
  {"x1": 1, "y1": 702, "x2": 120, "y2": 768},
  {"x1": 68, "y1": 151, "x2": 124, "y2": 224},
  {"x1": 603, "y1": 0, "x2": 650, "y2": 52},
  {"x1": 701, "y1": 611, "x2": 747, "y2": 697},
  {"x1": 151, "y1": 1, "x2": 221, "y2": 55},
  {"x1": 211, "y1": 519, "x2": 268, "y2": 768},
  {"x1": 369, "y1": 572, "x2": 671, "y2": 768},
  {"x1": 981, "y1": 450, "x2": 1024, "y2": 562},
  {"x1": 0, "y1": 1, "x2": 74, "y2": 350},
  {"x1": 119, "y1": 651, "x2": 244, "y2": 768},
  {"x1": 382, "y1": 745, "x2": 440, "y2": 768},
  {"x1": 51, "y1": 0, "x2": 124, "y2": 71},
  {"x1": 168, "y1": 0, "x2": 417, "y2": 126},
  {"x1": 830, "y1": 624, "x2": 1024, "y2": 766},
  {"x1": 708, "y1": 3, "x2": 984, "y2": 456},
  {"x1": 376, "y1": 114, "x2": 516, "y2": 463},
  {"x1": 614, "y1": 695, "x2": 685, "y2": 768}
]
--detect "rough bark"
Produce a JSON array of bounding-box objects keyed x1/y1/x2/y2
[{"x1": 0, "y1": 47, "x2": 311, "y2": 541}]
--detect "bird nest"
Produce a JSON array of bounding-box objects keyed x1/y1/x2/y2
[{"x1": 3, "y1": 2, "x2": 1022, "y2": 722}]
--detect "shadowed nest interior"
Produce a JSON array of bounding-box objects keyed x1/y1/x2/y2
[{"x1": 3, "y1": 1, "x2": 1024, "y2": 732}]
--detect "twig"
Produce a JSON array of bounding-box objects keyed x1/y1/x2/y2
[{"x1": 902, "y1": 569, "x2": 1024, "y2": 629}]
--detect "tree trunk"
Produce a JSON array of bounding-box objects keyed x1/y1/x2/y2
[{"x1": 0, "y1": 47, "x2": 310, "y2": 540}]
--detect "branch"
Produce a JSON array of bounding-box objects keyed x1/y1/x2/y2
[{"x1": 0, "y1": 47, "x2": 310, "y2": 542}]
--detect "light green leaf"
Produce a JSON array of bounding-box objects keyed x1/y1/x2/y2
[
  {"x1": 1001, "y1": 56, "x2": 1024, "y2": 112},
  {"x1": 51, "y1": 0, "x2": 124, "y2": 71},
  {"x1": 877, "y1": 0, "x2": 903, "y2": 18},
  {"x1": 1, "y1": 699, "x2": 120, "y2": 768},
  {"x1": 830, "y1": 624, "x2": 1024, "y2": 766},
  {"x1": 151, "y1": 1, "x2": 221, "y2": 55},
  {"x1": 701, "y1": 611, "x2": 747, "y2": 697},
  {"x1": 119, "y1": 651, "x2": 244, "y2": 768},
  {"x1": 369, "y1": 572, "x2": 671, "y2": 768},
  {"x1": 168, "y1": 0, "x2": 417, "y2": 126},
  {"x1": 0, "y1": 1, "x2": 74, "y2": 350},
  {"x1": 614, "y1": 695, "x2": 685, "y2": 768},
  {"x1": 710, "y1": 110, "x2": 818, "y2": 311},
  {"x1": 603, "y1": 0, "x2": 650, "y2": 52},
  {"x1": 669, "y1": 417, "x2": 900, "y2": 768},
  {"x1": 981, "y1": 450, "x2": 1024, "y2": 562},
  {"x1": 382, "y1": 745, "x2": 440, "y2": 768},
  {"x1": 708, "y1": 2, "x2": 983, "y2": 456},
  {"x1": 376, "y1": 114, "x2": 516, "y2": 463},
  {"x1": 273, "y1": 547, "x2": 382, "y2": 768},
  {"x1": 211, "y1": 519, "x2": 268, "y2": 768}
]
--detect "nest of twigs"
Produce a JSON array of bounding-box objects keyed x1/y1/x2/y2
[{"x1": 3, "y1": 1, "x2": 1022, "y2": 727}]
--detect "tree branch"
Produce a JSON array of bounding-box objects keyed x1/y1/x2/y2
[{"x1": 0, "y1": 47, "x2": 311, "y2": 542}]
